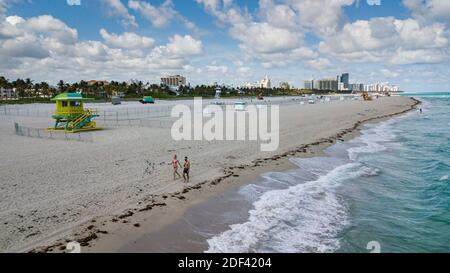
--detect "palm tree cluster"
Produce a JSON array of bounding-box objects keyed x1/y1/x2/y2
[{"x1": 1, "y1": 75, "x2": 322, "y2": 101}]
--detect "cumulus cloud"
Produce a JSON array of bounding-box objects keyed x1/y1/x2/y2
[
  {"x1": 404, "y1": 0, "x2": 450, "y2": 25},
  {"x1": 196, "y1": 0, "x2": 320, "y2": 67},
  {"x1": 164, "y1": 34, "x2": 203, "y2": 57},
  {"x1": 129, "y1": 0, "x2": 198, "y2": 32},
  {"x1": 259, "y1": 0, "x2": 354, "y2": 37},
  {"x1": 100, "y1": 28, "x2": 154, "y2": 49},
  {"x1": 306, "y1": 58, "x2": 332, "y2": 70},
  {"x1": 206, "y1": 64, "x2": 228, "y2": 74},
  {"x1": 101, "y1": 0, "x2": 138, "y2": 28},
  {"x1": 319, "y1": 17, "x2": 448, "y2": 64},
  {"x1": 0, "y1": 14, "x2": 203, "y2": 83}
]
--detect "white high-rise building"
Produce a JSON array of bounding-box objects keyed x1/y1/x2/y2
[
  {"x1": 0, "y1": 87, "x2": 16, "y2": 99},
  {"x1": 259, "y1": 75, "x2": 271, "y2": 89},
  {"x1": 245, "y1": 76, "x2": 272, "y2": 89},
  {"x1": 364, "y1": 83, "x2": 400, "y2": 93}
]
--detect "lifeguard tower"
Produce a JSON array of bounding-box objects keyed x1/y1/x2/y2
[{"x1": 49, "y1": 93, "x2": 101, "y2": 133}]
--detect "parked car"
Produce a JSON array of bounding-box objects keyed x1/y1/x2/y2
[
  {"x1": 140, "y1": 96, "x2": 155, "y2": 104},
  {"x1": 111, "y1": 96, "x2": 121, "y2": 105}
]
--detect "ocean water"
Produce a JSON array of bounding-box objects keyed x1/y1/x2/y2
[{"x1": 206, "y1": 94, "x2": 450, "y2": 253}]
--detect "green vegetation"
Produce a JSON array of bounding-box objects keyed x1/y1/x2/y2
[{"x1": 0, "y1": 75, "x2": 334, "y2": 104}]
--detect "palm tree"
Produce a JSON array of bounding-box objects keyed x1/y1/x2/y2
[
  {"x1": 13, "y1": 79, "x2": 27, "y2": 98},
  {"x1": 57, "y1": 80, "x2": 66, "y2": 93}
]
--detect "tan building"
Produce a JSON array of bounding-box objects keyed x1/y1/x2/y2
[
  {"x1": 161, "y1": 75, "x2": 186, "y2": 87},
  {"x1": 87, "y1": 80, "x2": 109, "y2": 86}
]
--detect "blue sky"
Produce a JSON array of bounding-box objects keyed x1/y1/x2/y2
[{"x1": 1, "y1": 0, "x2": 449, "y2": 92}]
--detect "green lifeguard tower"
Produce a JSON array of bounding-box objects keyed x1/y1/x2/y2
[{"x1": 49, "y1": 93, "x2": 101, "y2": 133}]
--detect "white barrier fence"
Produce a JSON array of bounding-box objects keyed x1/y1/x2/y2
[
  {"x1": 14, "y1": 123, "x2": 94, "y2": 142},
  {"x1": 0, "y1": 96, "x2": 360, "y2": 118}
]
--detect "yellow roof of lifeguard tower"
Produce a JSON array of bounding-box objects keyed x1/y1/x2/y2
[{"x1": 51, "y1": 93, "x2": 93, "y2": 101}]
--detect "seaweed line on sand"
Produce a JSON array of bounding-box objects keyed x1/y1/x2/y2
[{"x1": 30, "y1": 98, "x2": 421, "y2": 253}]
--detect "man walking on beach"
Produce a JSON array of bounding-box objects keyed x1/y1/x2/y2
[
  {"x1": 183, "y1": 157, "x2": 190, "y2": 183},
  {"x1": 172, "y1": 155, "x2": 182, "y2": 180}
]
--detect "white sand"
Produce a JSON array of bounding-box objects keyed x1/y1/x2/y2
[{"x1": 0, "y1": 96, "x2": 416, "y2": 252}]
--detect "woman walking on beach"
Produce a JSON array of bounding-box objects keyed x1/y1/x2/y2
[
  {"x1": 183, "y1": 157, "x2": 190, "y2": 183},
  {"x1": 172, "y1": 155, "x2": 182, "y2": 180}
]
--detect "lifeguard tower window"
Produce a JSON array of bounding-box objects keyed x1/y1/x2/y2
[
  {"x1": 70, "y1": 101, "x2": 81, "y2": 107},
  {"x1": 62, "y1": 101, "x2": 68, "y2": 107}
]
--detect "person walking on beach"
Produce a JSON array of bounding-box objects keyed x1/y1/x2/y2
[
  {"x1": 172, "y1": 155, "x2": 182, "y2": 180},
  {"x1": 183, "y1": 157, "x2": 191, "y2": 183}
]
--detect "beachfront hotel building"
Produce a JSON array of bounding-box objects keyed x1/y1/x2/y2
[
  {"x1": 161, "y1": 75, "x2": 186, "y2": 87},
  {"x1": 304, "y1": 79, "x2": 337, "y2": 91},
  {"x1": 305, "y1": 75, "x2": 346, "y2": 92},
  {"x1": 350, "y1": 83, "x2": 365, "y2": 92},
  {"x1": 0, "y1": 87, "x2": 17, "y2": 100},
  {"x1": 364, "y1": 83, "x2": 400, "y2": 93},
  {"x1": 245, "y1": 76, "x2": 272, "y2": 89},
  {"x1": 304, "y1": 80, "x2": 316, "y2": 90}
]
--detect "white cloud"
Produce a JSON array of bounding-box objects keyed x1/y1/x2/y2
[
  {"x1": 259, "y1": 0, "x2": 354, "y2": 37},
  {"x1": 196, "y1": 0, "x2": 319, "y2": 67},
  {"x1": 164, "y1": 34, "x2": 203, "y2": 57},
  {"x1": 306, "y1": 58, "x2": 332, "y2": 70},
  {"x1": 319, "y1": 17, "x2": 448, "y2": 64},
  {"x1": 67, "y1": 0, "x2": 81, "y2": 6},
  {"x1": 101, "y1": 0, "x2": 138, "y2": 28},
  {"x1": 231, "y1": 22, "x2": 301, "y2": 54},
  {"x1": 129, "y1": 0, "x2": 198, "y2": 32},
  {"x1": 285, "y1": 0, "x2": 355, "y2": 37},
  {"x1": 404, "y1": 0, "x2": 450, "y2": 25},
  {"x1": 100, "y1": 28, "x2": 154, "y2": 49},
  {"x1": 206, "y1": 64, "x2": 228, "y2": 74},
  {"x1": 0, "y1": 14, "x2": 204, "y2": 83}
]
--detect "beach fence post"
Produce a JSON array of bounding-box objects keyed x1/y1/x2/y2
[
  {"x1": 37, "y1": 128, "x2": 41, "y2": 138},
  {"x1": 14, "y1": 122, "x2": 19, "y2": 135},
  {"x1": 116, "y1": 111, "x2": 119, "y2": 125}
]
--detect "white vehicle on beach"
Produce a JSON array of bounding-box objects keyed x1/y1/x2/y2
[{"x1": 234, "y1": 101, "x2": 247, "y2": 111}]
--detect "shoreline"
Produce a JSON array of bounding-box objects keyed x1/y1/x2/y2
[{"x1": 22, "y1": 97, "x2": 420, "y2": 253}]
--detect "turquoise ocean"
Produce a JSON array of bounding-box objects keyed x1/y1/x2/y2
[{"x1": 204, "y1": 93, "x2": 450, "y2": 253}]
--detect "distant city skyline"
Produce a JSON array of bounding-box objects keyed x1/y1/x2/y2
[
  {"x1": 304, "y1": 72, "x2": 400, "y2": 92},
  {"x1": 1, "y1": 0, "x2": 449, "y2": 92}
]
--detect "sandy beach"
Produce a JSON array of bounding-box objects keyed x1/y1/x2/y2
[{"x1": 0, "y1": 96, "x2": 418, "y2": 253}]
